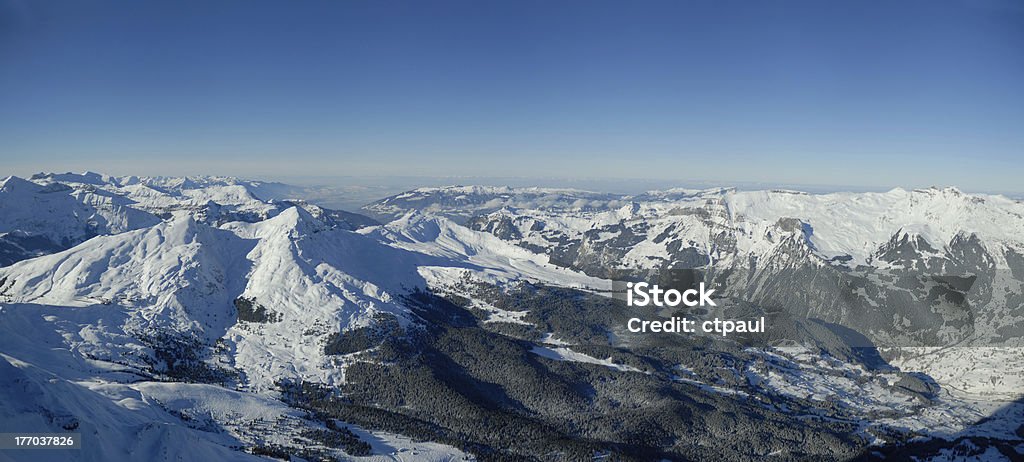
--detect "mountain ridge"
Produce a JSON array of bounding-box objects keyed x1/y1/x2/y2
[{"x1": 0, "y1": 172, "x2": 1021, "y2": 461}]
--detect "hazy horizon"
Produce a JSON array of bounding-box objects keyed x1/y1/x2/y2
[{"x1": 7, "y1": 170, "x2": 1022, "y2": 212}]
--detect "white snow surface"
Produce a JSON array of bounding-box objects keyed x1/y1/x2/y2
[
  {"x1": 0, "y1": 175, "x2": 616, "y2": 461},
  {"x1": 384, "y1": 185, "x2": 1024, "y2": 268},
  {"x1": 529, "y1": 346, "x2": 645, "y2": 373},
  {"x1": 2, "y1": 175, "x2": 1023, "y2": 460}
]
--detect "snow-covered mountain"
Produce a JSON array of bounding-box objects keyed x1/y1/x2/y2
[
  {"x1": 387, "y1": 186, "x2": 1024, "y2": 343},
  {"x1": 362, "y1": 185, "x2": 627, "y2": 223},
  {"x1": 0, "y1": 175, "x2": 161, "y2": 266},
  {"x1": 369, "y1": 185, "x2": 1024, "y2": 271},
  {"x1": 378, "y1": 185, "x2": 1024, "y2": 398},
  {"x1": 1, "y1": 174, "x2": 1021, "y2": 461}
]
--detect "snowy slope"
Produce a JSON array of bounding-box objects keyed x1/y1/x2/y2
[
  {"x1": 0, "y1": 176, "x2": 160, "y2": 265},
  {"x1": 372, "y1": 185, "x2": 1024, "y2": 267},
  {"x1": 0, "y1": 301, "x2": 470, "y2": 462},
  {"x1": 362, "y1": 185, "x2": 626, "y2": 223},
  {"x1": 718, "y1": 187, "x2": 1024, "y2": 266},
  {"x1": 378, "y1": 185, "x2": 1024, "y2": 399},
  {"x1": 221, "y1": 207, "x2": 429, "y2": 390},
  {"x1": 0, "y1": 353, "x2": 267, "y2": 462},
  {"x1": 0, "y1": 204, "x2": 487, "y2": 459},
  {"x1": 0, "y1": 201, "x2": 606, "y2": 391},
  {"x1": 364, "y1": 211, "x2": 609, "y2": 291},
  {"x1": 0, "y1": 214, "x2": 249, "y2": 348},
  {"x1": 2, "y1": 175, "x2": 1022, "y2": 461}
]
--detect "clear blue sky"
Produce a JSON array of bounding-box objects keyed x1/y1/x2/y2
[{"x1": 1, "y1": 0, "x2": 1022, "y2": 192}]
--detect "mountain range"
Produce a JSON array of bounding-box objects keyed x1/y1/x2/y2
[{"x1": 0, "y1": 173, "x2": 1021, "y2": 461}]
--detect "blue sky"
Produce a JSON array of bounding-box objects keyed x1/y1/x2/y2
[{"x1": 1, "y1": 0, "x2": 1022, "y2": 192}]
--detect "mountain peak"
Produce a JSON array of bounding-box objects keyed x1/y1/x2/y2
[
  {"x1": 30, "y1": 171, "x2": 113, "y2": 186},
  {"x1": 0, "y1": 175, "x2": 42, "y2": 194},
  {"x1": 259, "y1": 206, "x2": 325, "y2": 237},
  {"x1": 914, "y1": 186, "x2": 964, "y2": 196}
]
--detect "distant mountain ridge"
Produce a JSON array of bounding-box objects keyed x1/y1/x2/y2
[
  {"x1": 367, "y1": 184, "x2": 1024, "y2": 393},
  {"x1": 0, "y1": 173, "x2": 379, "y2": 267}
]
